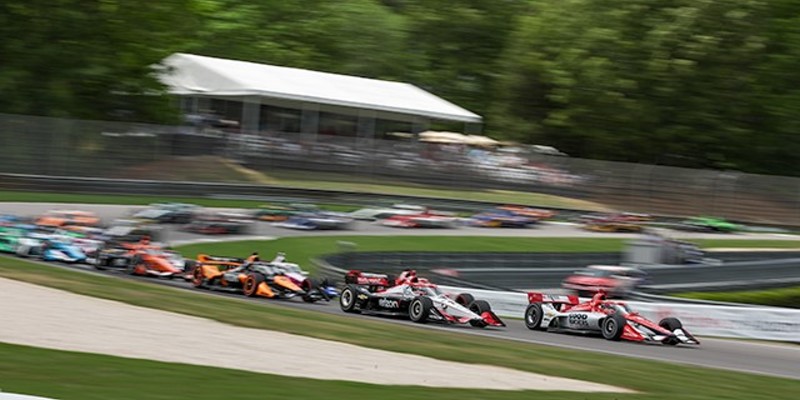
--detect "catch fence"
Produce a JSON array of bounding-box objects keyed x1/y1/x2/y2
[{"x1": 1, "y1": 113, "x2": 799, "y2": 225}]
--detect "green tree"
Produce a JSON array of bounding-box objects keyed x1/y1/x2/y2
[
  {"x1": 493, "y1": 0, "x2": 789, "y2": 172},
  {"x1": 0, "y1": 0, "x2": 200, "y2": 122}
]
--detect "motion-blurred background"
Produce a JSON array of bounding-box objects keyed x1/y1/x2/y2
[{"x1": 1, "y1": 0, "x2": 799, "y2": 224}]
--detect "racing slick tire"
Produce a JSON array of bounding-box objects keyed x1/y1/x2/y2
[
  {"x1": 409, "y1": 296, "x2": 433, "y2": 323},
  {"x1": 658, "y1": 317, "x2": 683, "y2": 345},
  {"x1": 183, "y1": 260, "x2": 198, "y2": 276},
  {"x1": 301, "y1": 279, "x2": 324, "y2": 303},
  {"x1": 601, "y1": 313, "x2": 626, "y2": 341},
  {"x1": 524, "y1": 303, "x2": 545, "y2": 330},
  {"x1": 243, "y1": 273, "x2": 266, "y2": 297},
  {"x1": 192, "y1": 267, "x2": 206, "y2": 288},
  {"x1": 94, "y1": 255, "x2": 108, "y2": 270},
  {"x1": 339, "y1": 284, "x2": 361, "y2": 313},
  {"x1": 126, "y1": 256, "x2": 142, "y2": 275},
  {"x1": 455, "y1": 293, "x2": 475, "y2": 307},
  {"x1": 659, "y1": 317, "x2": 682, "y2": 331},
  {"x1": 468, "y1": 299, "x2": 492, "y2": 314}
]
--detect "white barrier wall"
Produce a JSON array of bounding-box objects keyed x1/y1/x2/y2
[{"x1": 439, "y1": 285, "x2": 800, "y2": 342}]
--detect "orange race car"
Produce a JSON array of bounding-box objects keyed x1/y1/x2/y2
[
  {"x1": 94, "y1": 239, "x2": 190, "y2": 279},
  {"x1": 36, "y1": 210, "x2": 100, "y2": 227},
  {"x1": 498, "y1": 205, "x2": 557, "y2": 221},
  {"x1": 191, "y1": 253, "x2": 305, "y2": 299}
]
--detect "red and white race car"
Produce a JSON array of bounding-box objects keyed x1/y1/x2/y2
[
  {"x1": 524, "y1": 292, "x2": 699, "y2": 345},
  {"x1": 380, "y1": 210, "x2": 458, "y2": 228},
  {"x1": 340, "y1": 269, "x2": 505, "y2": 328}
]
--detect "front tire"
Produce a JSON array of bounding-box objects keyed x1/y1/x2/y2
[
  {"x1": 659, "y1": 317, "x2": 682, "y2": 331},
  {"x1": 468, "y1": 299, "x2": 491, "y2": 314},
  {"x1": 339, "y1": 284, "x2": 360, "y2": 313},
  {"x1": 243, "y1": 273, "x2": 265, "y2": 297},
  {"x1": 601, "y1": 314, "x2": 626, "y2": 341},
  {"x1": 524, "y1": 303, "x2": 544, "y2": 330},
  {"x1": 192, "y1": 267, "x2": 206, "y2": 288},
  {"x1": 409, "y1": 296, "x2": 433, "y2": 323}
]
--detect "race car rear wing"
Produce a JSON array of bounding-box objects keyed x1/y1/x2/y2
[
  {"x1": 197, "y1": 254, "x2": 245, "y2": 265},
  {"x1": 344, "y1": 270, "x2": 392, "y2": 287},
  {"x1": 527, "y1": 292, "x2": 579, "y2": 305}
]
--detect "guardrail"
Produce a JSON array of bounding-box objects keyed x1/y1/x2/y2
[{"x1": 320, "y1": 251, "x2": 800, "y2": 292}]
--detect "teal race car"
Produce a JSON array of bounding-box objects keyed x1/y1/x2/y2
[
  {"x1": 0, "y1": 226, "x2": 28, "y2": 253},
  {"x1": 678, "y1": 216, "x2": 742, "y2": 233}
]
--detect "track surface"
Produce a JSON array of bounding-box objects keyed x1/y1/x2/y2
[{"x1": 2, "y1": 202, "x2": 799, "y2": 380}]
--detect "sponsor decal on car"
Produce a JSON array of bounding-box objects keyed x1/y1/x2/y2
[{"x1": 378, "y1": 298, "x2": 400, "y2": 308}]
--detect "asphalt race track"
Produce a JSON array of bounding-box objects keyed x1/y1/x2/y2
[{"x1": 2, "y1": 202, "x2": 800, "y2": 380}]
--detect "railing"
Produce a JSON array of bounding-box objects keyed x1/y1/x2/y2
[{"x1": 2, "y1": 113, "x2": 800, "y2": 225}]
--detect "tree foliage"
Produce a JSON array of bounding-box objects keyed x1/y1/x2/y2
[{"x1": 1, "y1": 0, "x2": 799, "y2": 174}]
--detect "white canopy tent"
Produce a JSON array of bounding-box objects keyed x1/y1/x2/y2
[{"x1": 159, "y1": 53, "x2": 482, "y2": 135}]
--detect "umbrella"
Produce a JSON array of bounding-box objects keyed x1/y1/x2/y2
[
  {"x1": 464, "y1": 134, "x2": 499, "y2": 147},
  {"x1": 418, "y1": 131, "x2": 468, "y2": 144}
]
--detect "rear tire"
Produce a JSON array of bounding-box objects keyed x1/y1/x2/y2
[
  {"x1": 409, "y1": 296, "x2": 433, "y2": 323},
  {"x1": 455, "y1": 293, "x2": 475, "y2": 307},
  {"x1": 339, "y1": 284, "x2": 360, "y2": 313},
  {"x1": 524, "y1": 303, "x2": 544, "y2": 330},
  {"x1": 243, "y1": 273, "x2": 265, "y2": 297},
  {"x1": 601, "y1": 313, "x2": 626, "y2": 341},
  {"x1": 126, "y1": 256, "x2": 141, "y2": 275}
]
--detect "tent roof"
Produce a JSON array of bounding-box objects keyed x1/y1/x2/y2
[{"x1": 159, "y1": 53, "x2": 482, "y2": 123}]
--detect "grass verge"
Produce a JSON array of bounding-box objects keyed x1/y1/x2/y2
[
  {"x1": 0, "y1": 342, "x2": 583, "y2": 400},
  {"x1": 0, "y1": 255, "x2": 799, "y2": 399},
  {"x1": 677, "y1": 286, "x2": 800, "y2": 309},
  {"x1": 0, "y1": 190, "x2": 356, "y2": 212}
]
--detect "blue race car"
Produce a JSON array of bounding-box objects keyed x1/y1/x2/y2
[
  {"x1": 468, "y1": 209, "x2": 535, "y2": 228},
  {"x1": 275, "y1": 212, "x2": 354, "y2": 230},
  {"x1": 18, "y1": 238, "x2": 87, "y2": 263}
]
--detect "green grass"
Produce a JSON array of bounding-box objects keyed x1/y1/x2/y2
[
  {"x1": 0, "y1": 255, "x2": 798, "y2": 399},
  {"x1": 0, "y1": 190, "x2": 357, "y2": 212},
  {"x1": 172, "y1": 236, "x2": 800, "y2": 274},
  {"x1": 173, "y1": 236, "x2": 630, "y2": 270},
  {"x1": 0, "y1": 343, "x2": 581, "y2": 400},
  {"x1": 677, "y1": 286, "x2": 800, "y2": 308}
]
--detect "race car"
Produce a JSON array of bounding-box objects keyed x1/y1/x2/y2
[
  {"x1": 348, "y1": 204, "x2": 427, "y2": 221},
  {"x1": 524, "y1": 292, "x2": 699, "y2": 345},
  {"x1": 561, "y1": 265, "x2": 650, "y2": 298},
  {"x1": 182, "y1": 213, "x2": 253, "y2": 234},
  {"x1": 674, "y1": 216, "x2": 742, "y2": 233},
  {"x1": 274, "y1": 211, "x2": 354, "y2": 230},
  {"x1": 0, "y1": 226, "x2": 28, "y2": 253},
  {"x1": 497, "y1": 205, "x2": 557, "y2": 221},
  {"x1": 339, "y1": 269, "x2": 505, "y2": 328},
  {"x1": 267, "y1": 252, "x2": 338, "y2": 301},
  {"x1": 252, "y1": 203, "x2": 318, "y2": 222},
  {"x1": 468, "y1": 209, "x2": 535, "y2": 228},
  {"x1": 17, "y1": 237, "x2": 87, "y2": 263},
  {"x1": 191, "y1": 254, "x2": 306, "y2": 300},
  {"x1": 581, "y1": 213, "x2": 649, "y2": 233},
  {"x1": 35, "y1": 210, "x2": 100, "y2": 227},
  {"x1": 94, "y1": 241, "x2": 189, "y2": 279},
  {"x1": 380, "y1": 210, "x2": 458, "y2": 228},
  {"x1": 132, "y1": 203, "x2": 198, "y2": 224}
]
